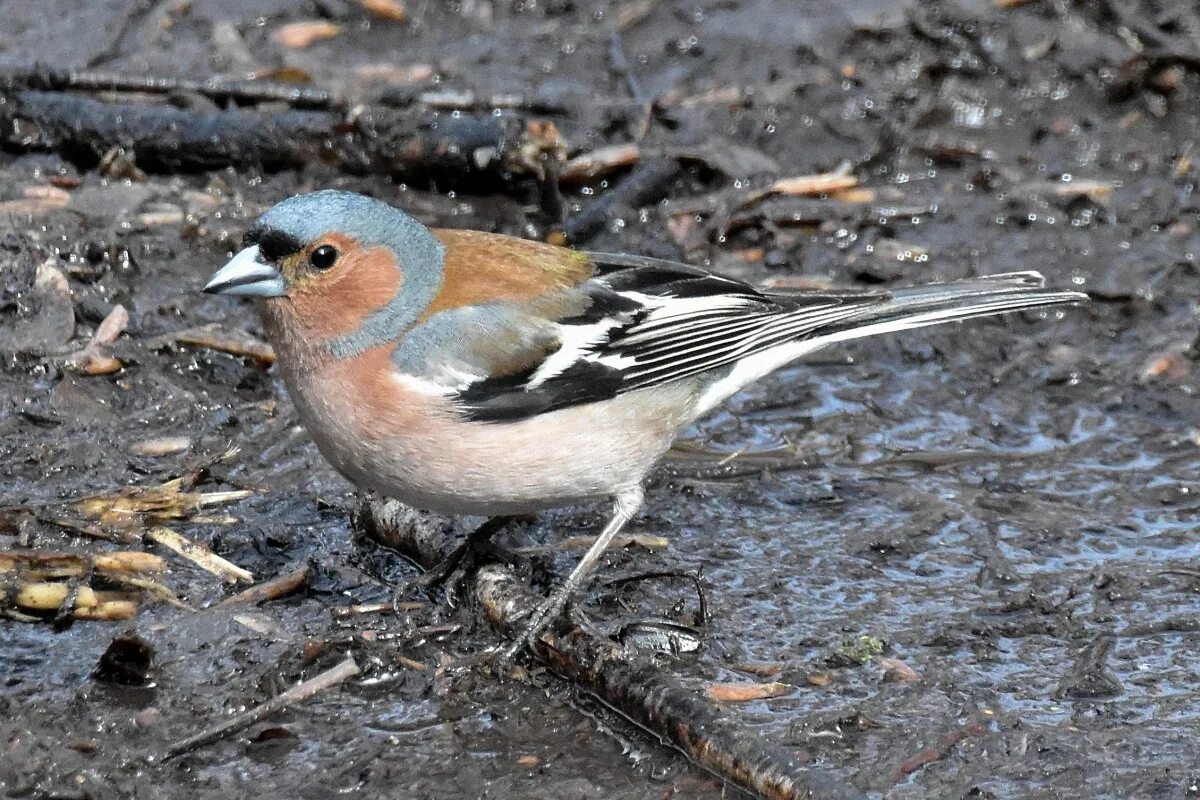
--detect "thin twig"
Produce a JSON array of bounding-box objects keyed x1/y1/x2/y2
[
  {"x1": 146, "y1": 526, "x2": 254, "y2": 584},
  {"x1": 164, "y1": 655, "x2": 360, "y2": 759},
  {"x1": 215, "y1": 564, "x2": 311, "y2": 607}
]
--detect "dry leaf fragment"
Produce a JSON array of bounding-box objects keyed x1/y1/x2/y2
[
  {"x1": 705, "y1": 681, "x2": 791, "y2": 702},
  {"x1": 1140, "y1": 350, "x2": 1190, "y2": 382},
  {"x1": 272, "y1": 20, "x2": 342, "y2": 49},
  {"x1": 880, "y1": 657, "x2": 921, "y2": 683}
]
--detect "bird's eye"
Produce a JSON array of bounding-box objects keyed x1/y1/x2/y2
[{"x1": 310, "y1": 244, "x2": 338, "y2": 270}]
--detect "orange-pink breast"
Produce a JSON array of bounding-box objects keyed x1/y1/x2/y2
[{"x1": 273, "y1": 337, "x2": 700, "y2": 514}]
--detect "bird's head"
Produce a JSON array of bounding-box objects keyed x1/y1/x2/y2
[{"x1": 204, "y1": 190, "x2": 445, "y2": 355}]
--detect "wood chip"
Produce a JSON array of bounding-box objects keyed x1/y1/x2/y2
[
  {"x1": 64, "y1": 352, "x2": 123, "y2": 376},
  {"x1": 89, "y1": 305, "x2": 129, "y2": 346},
  {"x1": 828, "y1": 186, "x2": 876, "y2": 204},
  {"x1": 704, "y1": 681, "x2": 791, "y2": 703},
  {"x1": 147, "y1": 526, "x2": 253, "y2": 584},
  {"x1": 0, "y1": 185, "x2": 72, "y2": 216},
  {"x1": 1019, "y1": 179, "x2": 1115, "y2": 204},
  {"x1": 137, "y1": 209, "x2": 185, "y2": 226},
  {"x1": 352, "y1": 63, "x2": 435, "y2": 86},
  {"x1": 561, "y1": 143, "x2": 641, "y2": 183},
  {"x1": 395, "y1": 654, "x2": 426, "y2": 671},
  {"x1": 65, "y1": 304, "x2": 129, "y2": 376},
  {"x1": 130, "y1": 436, "x2": 192, "y2": 457},
  {"x1": 271, "y1": 20, "x2": 342, "y2": 49},
  {"x1": 768, "y1": 173, "x2": 859, "y2": 197},
  {"x1": 358, "y1": 0, "x2": 407, "y2": 22}
]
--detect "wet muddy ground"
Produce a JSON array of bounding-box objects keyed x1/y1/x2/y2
[{"x1": 2, "y1": 0, "x2": 1200, "y2": 798}]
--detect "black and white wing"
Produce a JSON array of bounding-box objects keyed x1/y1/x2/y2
[{"x1": 440, "y1": 254, "x2": 1084, "y2": 422}]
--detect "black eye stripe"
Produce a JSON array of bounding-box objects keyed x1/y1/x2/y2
[{"x1": 310, "y1": 244, "x2": 339, "y2": 270}]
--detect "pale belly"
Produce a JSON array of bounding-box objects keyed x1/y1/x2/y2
[{"x1": 282, "y1": 358, "x2": 703, "y2": 515}]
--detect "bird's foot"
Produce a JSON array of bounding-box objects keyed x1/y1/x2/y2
[
  {"x1": 492, "y1": 587, "x2": 574, "y2": 669},
  {"x1": 391, "y1": 516, "x2": 518, "y2": 611}
]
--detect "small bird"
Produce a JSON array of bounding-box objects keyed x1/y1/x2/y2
[{"x1": 204, "y1": 190, "x2": 1085, "y2": 660}]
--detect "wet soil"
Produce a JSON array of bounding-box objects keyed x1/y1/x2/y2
[{"x1": 2, "y1": 1, "x2": 1200, "y2": 798}]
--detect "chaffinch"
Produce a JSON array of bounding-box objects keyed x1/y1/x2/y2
[{"x1": 204, "y1": 189, "x2": 1086, "y2": 660}]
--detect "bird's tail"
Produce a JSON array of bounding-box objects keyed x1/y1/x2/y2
[{"x1": 808, "y1": 271, "x2": 1086, "y2": 347}]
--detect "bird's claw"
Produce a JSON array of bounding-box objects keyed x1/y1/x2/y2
[{"x1": 489, "y1": 592, "x2": 573, "y2": 674}]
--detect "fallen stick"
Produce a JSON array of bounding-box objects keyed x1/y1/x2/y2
[
  {"x1": 363, "y1": 498, "x2": 860, "y2": 800},
  {"x1": 561, "y1": 156, "x2": 683, "y2": 243},
  {"x1": 1, "y1": 66, "x2": 339, "y2": 110},
  {"x1": 164, "y1": 655, "x2": 360, "y2": 759},
  {"x1": 144, "y1": 323, "x2": 276, "y2": 367},
  {"x1": 215, "y1": 564, "x2": 312, "y2": 607},
  {"x1": 0, "y1": 67, "x2": 610, "y2": 114},
  {"x1": 0, "y1": 90, "x2": 564, "y2": 184}
]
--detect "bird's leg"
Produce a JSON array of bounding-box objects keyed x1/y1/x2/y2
[
  {"x1": 397, "y1": 515, "x2": 516, "y2": 606},
  {"x1": 498, "y1": 487, "x2": 644, "y2": 663}
]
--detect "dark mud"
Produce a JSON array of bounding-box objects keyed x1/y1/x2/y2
[{"x1": 2, "y1": 1, "x2": 1199, "y2": 798}]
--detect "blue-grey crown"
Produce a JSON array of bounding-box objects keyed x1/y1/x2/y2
[{"x1": 257, "y1": 190, "x2": 443, "y2": 272}]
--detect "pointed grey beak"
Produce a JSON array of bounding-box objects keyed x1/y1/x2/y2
[{"x1": 203, "y1": 245, "x2": 286, "y2": 297}]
